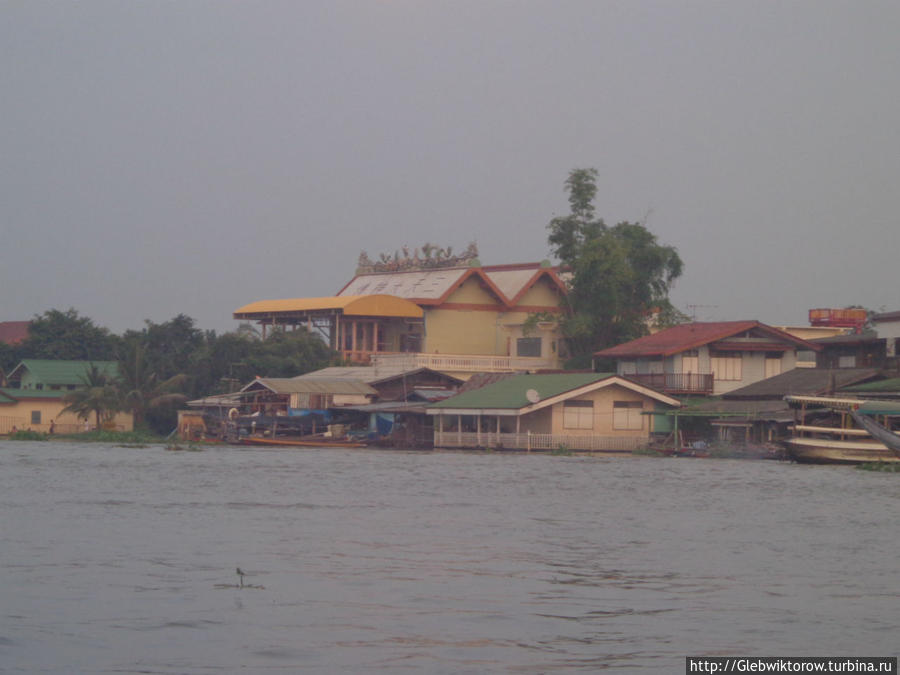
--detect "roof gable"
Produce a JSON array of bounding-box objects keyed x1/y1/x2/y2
[
  {"x1": 428, "y1": 372, "x2": 680, "y2": 412},
  {"x1": 337, "y1": 263, "x2": 565, "y2": 310},
  {"x1": 595, "y1": 321, "x2": 821, "y2": 359},
  {"x1": 6, "y1": 360, "x2": 120, "y2": 386}
]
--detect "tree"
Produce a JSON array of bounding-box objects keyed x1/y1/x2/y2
[
  {"x1": 20, "y1": 309, "x2": 118, "y2": 361},
  {"x1": 60, "y1": 364, "x2": 121, "y2": 431},
  {"x1": 548, "y1": 168, "x2": 684, "y2": 363},
  {"x1": 117, "y1": 340, "x2": 188, "y2": 429}
]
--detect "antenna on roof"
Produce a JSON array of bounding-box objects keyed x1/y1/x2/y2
[{"x1": 686, "y1": 304, "x2": 719, "y2": 321}]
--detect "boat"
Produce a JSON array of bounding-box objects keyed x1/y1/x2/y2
[
  {"x1": 239, "y1": 435, "x2": 367, "y2": 448},
  {"x1": 783, "y1": 395, "x2": 900, "y2": 464}
]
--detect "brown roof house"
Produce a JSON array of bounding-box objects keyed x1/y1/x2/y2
[{"x1": 594, "y1": 321, "x2": 822, "y2": 397}]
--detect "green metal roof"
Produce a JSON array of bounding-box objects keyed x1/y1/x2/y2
[
  {"x1": 7, "y1": 360, "x2": 120, "y2": 386},
  {"x1": 429, "y1": 373, "x2": 614, "y2": 410},
  {"x1": 841, "y1": 378, "x2": 900, "y2": 393},
  {"x1": 0, "y1": 387, "x2": 66, "y2": 401}
]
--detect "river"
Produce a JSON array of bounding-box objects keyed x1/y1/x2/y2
[{"x1": 1, "y1": 441, "x2": 897, "y2": 674}]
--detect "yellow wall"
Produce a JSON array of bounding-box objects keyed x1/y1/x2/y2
[
  {"x1": 444, "y1": 277, "x2": 501, "y2": 304},
  {"x1": 515, "y1": 277, "x2": 563, "y2": 306},
  {"x1": 424, "y1": 308, "x2": 501, "y2": 354},
  {"x1": 0, "y1": 399, "x2": 134, "y2": 434},
  {"x1": 549, "y1": 384, "x2": 652, "y2": 437}
]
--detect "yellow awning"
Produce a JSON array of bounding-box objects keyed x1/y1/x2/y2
[{"x1": 233, "y1": 294, "x2": 423, "y2": 319}]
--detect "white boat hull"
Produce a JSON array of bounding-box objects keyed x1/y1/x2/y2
[{"x1": 785, "y1": 437, "x2": 900, "y2": 464}]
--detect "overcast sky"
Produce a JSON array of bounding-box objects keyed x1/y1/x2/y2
[{"x1": 2, "y1": 1, "x2": 898, "y2": 335}]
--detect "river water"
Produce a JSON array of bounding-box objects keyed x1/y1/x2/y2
[{"x1": 0, "y1": 441, "x2": 897, "y2": 674}]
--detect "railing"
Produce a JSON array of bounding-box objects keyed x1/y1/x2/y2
[
  {"x1": 624, "y1": 372, "x2": 714, "y2": 395},
  {"x1": 371, "y1": 352, "x2": 557, "y2": 373},
  {"x1": 433, "y1": 430, "x2": 646, "y2": 452}
]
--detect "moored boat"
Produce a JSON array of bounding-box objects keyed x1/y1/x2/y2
[{"x1": 784, "y1": 396, "x2": 900, "y2": 464}]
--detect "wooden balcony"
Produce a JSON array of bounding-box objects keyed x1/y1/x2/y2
[{"x1": 625, "y1": 372, "x2": 714, "y2": 395}]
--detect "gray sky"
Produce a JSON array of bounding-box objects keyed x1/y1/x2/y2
[{"x1": 3, "y1": 1, "x2": 898, "y2": 335}]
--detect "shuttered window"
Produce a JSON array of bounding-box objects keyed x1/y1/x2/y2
[
  {"x1": 563, "y1": 401, "x2": 594, "y2": 429},
  {"x1": 613, "y1": 401, "x2": 643, "y2": 430}
]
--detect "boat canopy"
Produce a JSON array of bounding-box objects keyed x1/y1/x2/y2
[{"x1": 785, "y1": 395, "x2": 900, "y2": 416}]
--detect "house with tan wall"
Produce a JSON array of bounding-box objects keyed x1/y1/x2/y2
[
  {"x1": 0, "y1": 360, "x2": 133, "y2": 434},
  {"x1": 426, "y1": 372, "x2": 680, "y2": 451},
  {"x1": 233, "y1": 262, "x2": 569, "y2": 376}
]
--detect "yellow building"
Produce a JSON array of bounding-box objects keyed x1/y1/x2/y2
[
  {"x1": 0, "y1": 360, "x2": 133, "y2": 434},
  {"x1": 233, "y1": 262, "x2": 569, "y2": 375}
]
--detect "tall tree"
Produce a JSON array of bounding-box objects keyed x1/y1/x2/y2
[
  {"x1": 117, "y1": 340, "x2": 188, "y2": 429},
  {"x1": 548, "y1": 168, "x2": 684, "y2": 362},
  {"x1": 20, "y1": 309, "x2": 118, "y2": 361}
]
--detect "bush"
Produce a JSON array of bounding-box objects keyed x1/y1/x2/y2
[{"x1": 8, "y1": 429, "x2": 48, "y2": 441}]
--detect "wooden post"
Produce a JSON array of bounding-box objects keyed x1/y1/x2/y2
[
  {"x1": 477, "y1": 414, "x2": 481, "y2": 447},
  {"x1": 457, "y1": 414, "x2": 462, "y2": 448},
  {"x1": 351, "y1": 321, "x2": 358, "y2": 359},
  {"x1": 373, "y1": 322, "x2": 380, "y2": 354}
]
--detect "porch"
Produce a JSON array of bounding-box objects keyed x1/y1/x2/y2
[{"x1": 433, "y1": 429, "x2": 646, "y2": 452}]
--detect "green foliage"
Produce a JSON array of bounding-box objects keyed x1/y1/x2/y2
[
  {"x1": 8, "y1": 429, "x2": 48, "y2": 441},
  {"x1": 547, "y1": 168, "x2": 684, "y2": 357},
  {"x1": 10, "y1": 309, "x2": 338, "y2": 434},
  {"x1": 60, "y1": 363, "x2": 122, "y2": 431},
  {"x1": 857, "y1": 461, "x2": 900, "y2": 473},
  {"x1": 19, "y1": 309, "x2": 118, "y2": 361}
]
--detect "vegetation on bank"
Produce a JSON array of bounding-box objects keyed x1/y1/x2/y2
[
  {"x1": 856, "y1": 461, "x2": 900, "y2": 473},
  {"x1": 1, "y1": 310, "x2": 337, "y2": 435}
]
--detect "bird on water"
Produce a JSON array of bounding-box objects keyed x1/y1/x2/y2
[{"x1": 236, "y1": 567, "x2": 245, "y2": 587}]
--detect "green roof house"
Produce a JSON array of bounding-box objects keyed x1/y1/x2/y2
[
  {"x1": 0, "y1": 360, "x2": 131, "y2": 435},
  {"x1": 427, "y1": 372, "x2": 680, "y2": 451}
]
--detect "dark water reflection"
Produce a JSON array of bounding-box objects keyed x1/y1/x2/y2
[{"x1": 1, "y1": 442, "x2": 897, "y2": 673}]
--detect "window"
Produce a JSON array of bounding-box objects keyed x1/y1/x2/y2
[
  {"x1": 31, "y1": 410, "x2": 41, "y2": 425},
  {"x1": 563, "y1": 400, "x2": 594, "y2": 429},
  {"x1": 838, "y1": 355, "x2": 856, "y2": 368},
  {"x1": 620, "y1": 360, "x2": 637, "y2": 375},
  {"x1": 613, "y1": 401, "x2": 643, "y2": 430},
  {"x1": 710, "y1": 351, "x2": 742, "y2": 381},
  {"x1": 517, "y1": 337, "x2": 542, "y2": 357},
  {"x1": 681, "y1": 350, "x2": 699, "y2": 374},
  {"x1": 765, "y1": 352, "x2": 782, "y2": 379}
]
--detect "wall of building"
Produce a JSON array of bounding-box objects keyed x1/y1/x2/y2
[
  {"x1": 0, "y1": 399, "x2": 133, "y2": 433},
  {"x1": 543, "y1": 384, "x2": 653, "y2": 437}
]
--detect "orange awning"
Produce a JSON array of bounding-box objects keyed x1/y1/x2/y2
[{"x1": 233, "y1": 294, "x2": 423, "y2": 320}]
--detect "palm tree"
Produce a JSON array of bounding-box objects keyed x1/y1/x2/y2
[
  {"x1": 61, "y1": 364, "x2": 122, "y2": 431},
  {"x1": 117, "y1": 341, "x2": 188, "y2": 428}
]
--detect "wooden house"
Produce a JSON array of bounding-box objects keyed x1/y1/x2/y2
[{"x1": 594, "y1": 321, "x2": 821, "y2": 396}]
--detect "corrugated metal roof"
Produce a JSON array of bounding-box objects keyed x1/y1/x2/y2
[
  {"x1": 7, "y1": 360, "x2": 120, "y2": 386},
  {"x1": 841, "y1": 377, "x2": 900, "y2": 393},
  {"x1": 429, "y1": 373, "x2": 613, "y2": 410},
  {"x1": 723, "y1": 367, "x2": 880, "y2": 400},
  {"x1": 233, "y1": 295, "x2": 422, "y2": 319},
  {"x1": 242, "y1": 377, "x2": 376, "y2": 396},
  {"x1": 339, "y1": 269, "x2": 470, "y2": 301},
  {"x1": 0, "y1": 387, "x2": 66, "y2": 400},
  {"x1": 595, "y1": 321, "x2": 819, "y2": 358}
]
